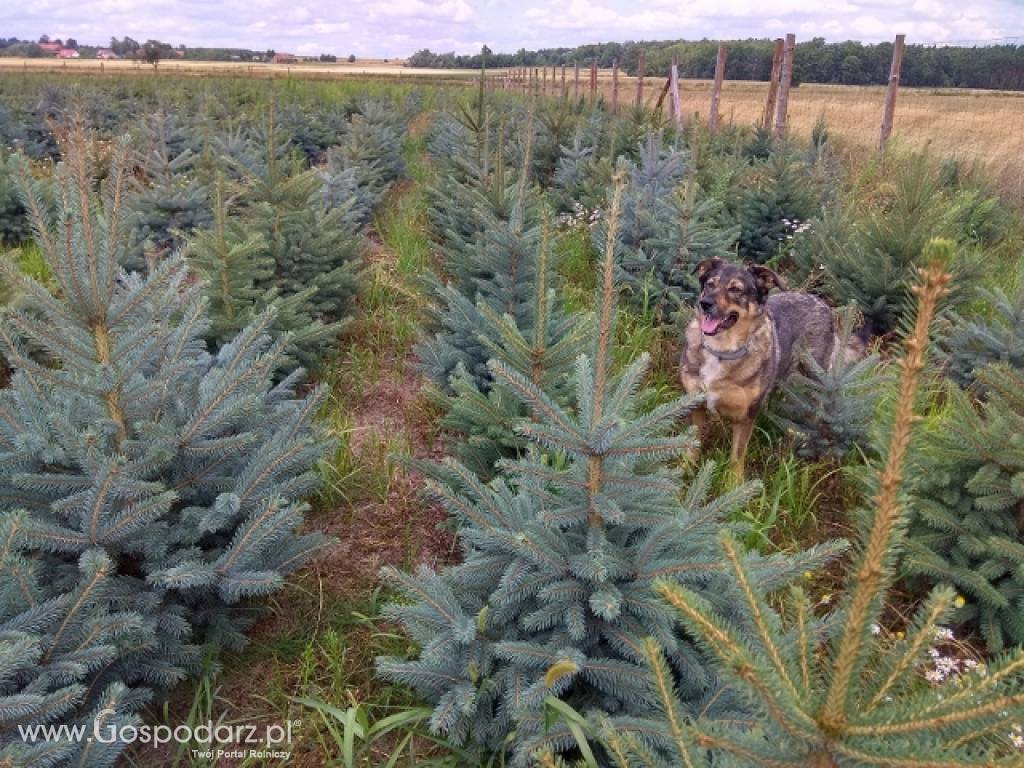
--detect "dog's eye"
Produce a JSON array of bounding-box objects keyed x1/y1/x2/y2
[
  {"x1": 706, "y1": 277, "x2": 718, "y2": 288},
  {"x1": 728, "y1": 283, "x2": 743, "y2": 294}
]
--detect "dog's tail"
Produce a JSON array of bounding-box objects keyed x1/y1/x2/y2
[
  {"x1": 831, "y1": 306, "x2": 873, "y2": 366},
  {"x1": 845, "y1": 321, "x2": 873, "y2": 361}
]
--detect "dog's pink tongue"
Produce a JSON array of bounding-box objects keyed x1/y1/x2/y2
[{"x1": 701, "y1": 315, "x2": 722, "y2": 335}]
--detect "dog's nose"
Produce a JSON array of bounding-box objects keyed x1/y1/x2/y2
[{"x1": 699, "y1": 298, "x2": 714, "y2": 313}]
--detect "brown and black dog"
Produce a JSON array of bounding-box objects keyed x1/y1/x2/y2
[{"x1": 679, "y1": 258, "x2": 836, "y2": 477}]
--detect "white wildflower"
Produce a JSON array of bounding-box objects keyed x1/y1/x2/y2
[{"x1": 934, "y1": 626, "x2": 954, "y2": 642}]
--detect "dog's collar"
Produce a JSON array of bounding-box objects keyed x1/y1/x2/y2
[{"x1": 702, "y1": 340, "x2": 750, "y2": 361}]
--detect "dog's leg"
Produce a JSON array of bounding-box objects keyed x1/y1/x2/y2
[
  {"x1": 730, "y1": 418, "x2": 755, "y2": 479},
  {"x1": 685, "y1": 405, "x2": 707, "y2": 463}
]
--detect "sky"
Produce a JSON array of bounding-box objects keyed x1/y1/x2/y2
[{"x1": 4, "y1": 0, "x2": 1022, "y2": 58}]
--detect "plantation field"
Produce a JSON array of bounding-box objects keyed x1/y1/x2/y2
[
  {"x1": 4, "y1": 55, "x2": 1022, "y2": 177},
  {"x1": 1, "y1": 71, "x2": 1023, "y2": 767}
]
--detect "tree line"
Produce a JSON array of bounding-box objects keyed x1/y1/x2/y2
[{"x1": 407, "y1": 38, "x2": 1024, "y2": 90}]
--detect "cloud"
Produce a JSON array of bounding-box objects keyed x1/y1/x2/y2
[{"x1": 2, "y1": 0, "x2": 1020, "y2": 58}]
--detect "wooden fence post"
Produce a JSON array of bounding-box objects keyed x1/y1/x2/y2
[
  {"x1": 669, "y1": 55, "x2": 683, "y2": 130},
  {"x1": 542, "y1": 66, "x2": 547, "y2": 95},
  {"x1": 709, "y1": 43, "x2": 728, "y2": 132},
  {"x1": 773, "y1": 33, "x2": 796, "y2": 138},
  {"x1": 574, "y1": 61, "x2": 580, "y2": 100},
  {"x1": 655, "y1": 75, "x2": 671, "y2": 111},
  {"x1": 635, "y1": 50, "x2": 645, "y2": 108},
  {"x1": 561, "y1": 63, "x2": 567, "y2": 99},
  {"x1": 762, "y1": 38, "x2": 784, "y2": 130},
  {"x1": 879, "y1": 34, "x2": 906, "y2": 151},
  {"x1": 589, "y1": 59, "x2": 598, "y2": 101},
  {"x1": 612, "y1": 59, "x2": 620, "y2": 114}
]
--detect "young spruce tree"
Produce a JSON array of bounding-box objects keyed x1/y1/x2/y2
[
  {"x1": 591, "y1": 133, "x2": 736, "y2": 323},
  {"x1": 235, "y1": 109, "x2": 362, "y2": 317},
  {"x1": 0, "y1": 132, "x2": 328, "y2": 767},
  {"x1": 379, "y1": 177, "x2": 836, "y2": 765},
  {"x1": 438, "y1": 217, "x2": 590, "y2": 478},
  {"x1": 938, "y1": 277, "x2": 1024, "y2": 389},
  {"x1": 771, "y1": 309, "x2": 880, "y2": 461},
  {"x1": 126, "y1": 110, "x2": 211, "y2": 272},
  {"x1": 417, "y1": 111, "x2": 546, "y2": 391},
  {"x1": 601, "y1": 244, "x2": 1024, "y2": 767},
  {"x1": 416, "y1": 110, "x2": 588, "y2": 477},
  {"x1": 905, "y1": 362, "x2": 1024, "y2": 651},
  {"x1": 188, "y1": 174, "x2": 340, "y2": 368}
]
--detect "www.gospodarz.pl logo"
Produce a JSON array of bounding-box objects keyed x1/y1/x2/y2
[{"x1": 17, "y1": 711, "x2": 299, "y2": 761}]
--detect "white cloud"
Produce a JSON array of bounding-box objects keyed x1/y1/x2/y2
[{"x1": 2, "y1": 0, "x2": 1020, "y2": 58}]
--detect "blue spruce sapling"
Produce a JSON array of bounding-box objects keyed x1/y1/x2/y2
[{"x1": 0, "y1": 129, "x2": 329, "y2": 766}]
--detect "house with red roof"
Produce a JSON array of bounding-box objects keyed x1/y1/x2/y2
[{"x1": 57, "y1": 48, "x2": 80, "y2": 59}]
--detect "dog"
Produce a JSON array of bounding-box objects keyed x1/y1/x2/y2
[{"x1": 679, "y1": 258, "x2": 836, "y2": 477}]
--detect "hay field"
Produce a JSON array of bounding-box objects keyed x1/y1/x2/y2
[{"x1": 0, "y1": 56, "x2": 478, "y2": 79}]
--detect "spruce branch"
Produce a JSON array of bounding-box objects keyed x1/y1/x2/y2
[
  {"x1": 593, "y1": 171, "x2": 626, "y2": 426},
  {"x1": 719, "y1": 534, "x2": 802, "y2": 703},
  {"x1": 821, "y1": 256, "x2": 951, "y2": 732},
  {"x1": 641, "y1": 638, "x2": 699, "y2": 768},
  {"x1": 533, "y1": 212, "x2": 551, "y2": 383}
]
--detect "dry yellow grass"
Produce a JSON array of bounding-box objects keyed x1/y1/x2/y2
[{"x1": 0, "y1": 56, "x2": 478, "y2": 79}]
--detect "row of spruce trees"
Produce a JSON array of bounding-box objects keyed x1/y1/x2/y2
[
  {"x1": 381, "y1": 90, "x2": 1024, "y2": 765},
  {"x1": 0, "y1": 85, "x2": 410, "y2": 765}
]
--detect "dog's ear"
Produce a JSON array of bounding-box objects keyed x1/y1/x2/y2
[
  {"x1": 747, "y1": 265, "x2": 787, "y2": 299},
  {"x1": 693, "y1": 258, "x2": 723, "y2": 284}
]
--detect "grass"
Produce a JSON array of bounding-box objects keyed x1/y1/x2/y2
[{"x1": 376, "y1": 128, "x2": 434, "y2": 278}]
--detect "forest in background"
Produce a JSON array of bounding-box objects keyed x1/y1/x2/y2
[{"x1": 408, "y1": 37, "x2": 1024, "y2": 90}]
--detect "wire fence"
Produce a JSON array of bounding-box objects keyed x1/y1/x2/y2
[{"x1": 496, "y1": 50, "x2": 1024, "y2": 202}]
